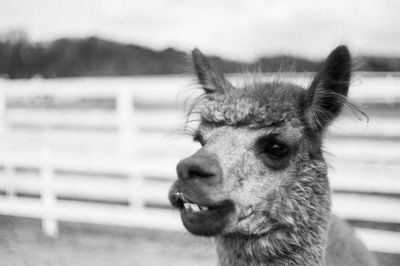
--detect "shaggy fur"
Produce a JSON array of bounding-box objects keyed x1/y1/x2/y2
[
  {"x1": 196, "y1": 82, "x2": 302, "y2": 128},
  {"x1": 169, "y1": 46, "x2": 377, "y2": 266}
]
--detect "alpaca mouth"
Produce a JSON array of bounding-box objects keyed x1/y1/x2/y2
[
  {"x1": 169, "y1": 189, "x2": 235, "y2": 236},
  {"x1": 172, "y1": 191, "x2": 216, "y2": 213},
  {"x1": 171, "y1": 191, "x2": 212, "y2": 212}
]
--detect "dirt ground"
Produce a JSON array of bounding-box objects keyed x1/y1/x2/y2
[{"x1": 0, "y1": 215, "x2": 399, "y2": 266}]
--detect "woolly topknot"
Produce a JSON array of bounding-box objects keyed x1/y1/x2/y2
[{"x1": 187, "y1": 81, "x2": 304, "y2": 129}]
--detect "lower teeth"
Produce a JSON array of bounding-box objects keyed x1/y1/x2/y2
[{"x1": 183, "y1": 203, "x2": 209, "y2": 212}]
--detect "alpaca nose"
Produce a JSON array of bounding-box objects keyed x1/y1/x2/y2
[{"x1": 176, "y1": 153, "x2": 222, "y2": 182}]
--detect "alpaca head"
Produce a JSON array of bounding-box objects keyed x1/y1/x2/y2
[{"x1": 169, "y1": 46, "x2": 351, "y2": 237}]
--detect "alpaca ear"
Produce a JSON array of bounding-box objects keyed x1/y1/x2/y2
[
  {"x1": 192, "y1": 48, "x2": 233, "y2": 94},
  {"x1": 303, "y1": 45, "x2": 351, "y2": 132}
]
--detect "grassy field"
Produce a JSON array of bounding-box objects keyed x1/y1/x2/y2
[
  {"x1": 0, "y1": 215, "x2": 217, "y2": 266},
  {"x1": 1, "y1": 215, "x2": 399, "y2": 266}
]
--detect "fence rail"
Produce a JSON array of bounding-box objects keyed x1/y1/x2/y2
[{"x1": 0, "y1": 76, "x2": 399, "y2": 255}]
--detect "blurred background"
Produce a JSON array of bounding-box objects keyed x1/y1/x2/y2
[{"x1": 0, "y1": 1, "x2": 399, "y2": 265}]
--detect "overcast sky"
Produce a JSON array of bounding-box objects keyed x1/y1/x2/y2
[{"x1": 0, "y1": 0, "x2": 399, "y2": 61}]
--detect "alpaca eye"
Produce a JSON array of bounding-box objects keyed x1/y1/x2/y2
[
  {"x1": 255, "y1": 136, "x2": 290, "y2": 162},
  {"x1": 264, "y1": 142, "x2": 289, "y2": 159}
]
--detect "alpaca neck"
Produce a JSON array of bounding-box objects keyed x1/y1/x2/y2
[{"x1": 215, "y1": 224, "x2": 328, "y2": 266}]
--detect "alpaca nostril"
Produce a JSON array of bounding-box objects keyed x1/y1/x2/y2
[
  {"x1": 188, "y1": 168, "x2": 214, "y2": 179},
  {"x1": 177, "y1": 153, "x2": 221, "y2": 181}
]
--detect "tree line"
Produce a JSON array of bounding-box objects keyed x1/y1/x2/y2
[{"x1": 1, "y1": 31, "x2": 399, "y2": 79}]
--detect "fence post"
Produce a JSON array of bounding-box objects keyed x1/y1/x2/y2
[
  {"x1": 116, "y1": 87, "x2": 144, "y2": 212},
  {"x1": 0, "y1": 83, "x2": 5, "y2": 133},
  {"x1": 41, "y1": 129, "x2": 59, "y2": 237},
  {"x1": 0, "y1": 84, "x2": 14, "y2": 199},
  {"x1": 4, "y1": 166, "x2": 15, "y2": 198}
]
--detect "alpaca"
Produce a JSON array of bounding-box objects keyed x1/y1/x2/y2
[{"x1": 168, "y1": 46, "x2": 377, "y2": 266}]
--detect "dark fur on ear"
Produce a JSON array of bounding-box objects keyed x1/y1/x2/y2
[
  {"x1": 303, "y1": 45, "x2": 352, "y2": 132},
  {"x1": 192, "y1": 48, "x2": 234, "y2": 94}
]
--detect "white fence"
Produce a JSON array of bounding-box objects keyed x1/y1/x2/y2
[{"x1": 0, "y1": 75, "x2": 399, "y2": 255}]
